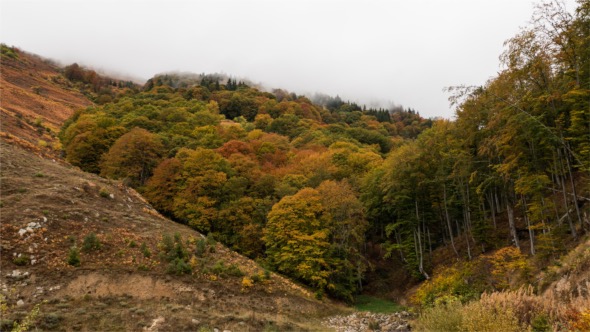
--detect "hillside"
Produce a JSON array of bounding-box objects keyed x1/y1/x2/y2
[
  {"x1": 1, "y1": 2, "x2": 589, "y2": 328},
  {"x1": 0, "y1": 139, "x2": 347, "y2": 331},
  {"x1": 0, "y1": 46, "x2": 93, "y2": 146}
]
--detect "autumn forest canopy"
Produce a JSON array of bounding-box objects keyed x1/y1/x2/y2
[{"x1": 58, "y1": 0, "x2": 589, "y2": 304}]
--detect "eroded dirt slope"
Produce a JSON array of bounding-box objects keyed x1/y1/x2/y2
[{"x1": 0, "y1": 140, "x2": 345, "y2": 331}]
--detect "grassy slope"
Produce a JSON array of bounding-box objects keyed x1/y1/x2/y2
[{"x1": 0, "y1": 48, "x2": 92, "y2": 147}]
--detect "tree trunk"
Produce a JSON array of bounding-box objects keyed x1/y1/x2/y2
[
  {"x1": 443, "y1": 184, "x2": 459, "y2": 258},
  {"x1": 488, "y1": 192, "x2": 497, "y2": 229},
  {"x1": 521, "y1": 195, "x2": 535, "y2": 255},
  {"x1": 506, "y1": 197, "x2": 521, "y2": 250},
  {"x1": 564, "y1": 147, "x2": 583, "y2": 230},
  {"x1": 415, "y1": 201, "x2": 429, "y2": 280},
  {"x1": 558, "y1": 148, "x2": 577, "y2": 238}
]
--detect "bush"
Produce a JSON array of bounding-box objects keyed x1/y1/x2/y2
[
  {"x1": 241, "y1": 277, "x2": 254, "y2": 291},
  {"x1": 13, "y1": 255, "x2": 29, "y2": 266},
  {"x1": 42, "y1": 312, "x2": 63, "y2": 330},
  {"x1": 159, "y1": 233, "x2": 191, "y2": 275},
  {"x1": 227, "y1": 264, "x2": 244, "y2": 277},
  {"x1": 68, "y1": 247, "x2": 81, "y2": 267},
  {"x1": 99, "y1": 188, "x2": 110, "y2": 198},
  {"x1": 82, "y1": 233, "x2": 101, "y2": 252},
  {"x1": 211, "y1": 260, "x2": 227, "y2": 275},
  {"x1": 412, "y1": 263, "x2": 483, "y2": 307},
  {"x1": 140, "y1": 242, "x2": 151, "y2": 258},
  {"x1": 195, "y1": 238, "x2": 207, "y2": 257},
  {"x1": 167, "y1": 257, "x2": 192, "y2": 275}
]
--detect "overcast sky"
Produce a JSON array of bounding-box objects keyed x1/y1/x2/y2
[{"x1": 0, "y1": 0, "x2": 579, "y2": 118}]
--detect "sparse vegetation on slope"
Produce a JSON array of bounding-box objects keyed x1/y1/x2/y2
[{"x1": 0, "y1": 141, "x2": 345, "y2": 331}]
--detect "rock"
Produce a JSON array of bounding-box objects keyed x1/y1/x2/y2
[
  {"x1": 191, "y1": 319, "x2": 200, "y2": 325},
  {"x1": 16, "y1": 300, "x2": 24, "y2": 307},
  {"x1": 324, "y1": 311, "x2": 412, "y2": 332},
  {"x1": 18, "y1": 229, "x2": 27, "y2": 236},
  {"x1": 26, "y1": 227, "x2": 34, "y2": 233},
  {"x1": 144, "y1": 316, "x2": 165, "y2": 331},
  {"x1": 109, "y1": 194, "x2": 115, "y2": 199}
]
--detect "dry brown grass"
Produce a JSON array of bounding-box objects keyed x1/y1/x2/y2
[{"x1": 478, "y1": 241, "x2": 590, "y2": 331}]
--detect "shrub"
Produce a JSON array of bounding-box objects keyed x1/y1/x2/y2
[
  {"x1": 82, "y1": 233, "x2": 101, "y2": 252},
  {"x1": 241, "y1": 277, "x2": 254, "y2": 291},
  {"x1": 488, "y1": 247, "x2": 530, "y2": 290},
  {"x1": 140, "y1": 242, "x2": 151, "y2": 258},
  {"x1": 42, "y1": 312, "x2": 63, "y2": 330},
  {"x1": 68, "y1": 247, "x2": 81, "y2": 267},
  {"x1": 99, "y1": 188, "x2": 110, "y2": 198},
  {"x1": 13, "y1": 255, "x2": 29, "y2": 266},
  {"x1": 412, "y1": 262, "x2": 483, "y2": 307},
  {"x1": 159, "y1": 233, "x2": 191, "y2": 275},
  {"x1": 251, "y1": 273, "x2": 262, "y2": 283},
  {"x1": 167, "y1": 257, "x2": 192, "y2": 275},
  {"x1": 210, "y1": 260, "x2": 227, "y2": 275},
  {"x1": 195, "y1": 238, "x2": 207, "y2": 257},
  {"x1": 226, "y1": 264, "x2": 244, "y2": 277}
]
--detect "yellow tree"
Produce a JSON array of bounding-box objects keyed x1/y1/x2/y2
[{"x1": 264, "y1": 188, "x2": 331, "y2": 292}]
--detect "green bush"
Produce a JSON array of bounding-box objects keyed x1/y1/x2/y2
[
  {"x1": 211, "y1": 260, "x2": 227, "y2": 275},
  {"x1": 82, "y1": 233, "x2": 101, "y2": 252},
  {"x1": 140, "y1": 242, "x2": 151, "y2": 258},
  {"x1": 226, "y1": 264, "x2": 244, "y2": 277},
  {"x1": 99, "y1": 188, "x2": 110, "y2": 198},
  {"x1": 167, "y1": 257, "x2": 192, "y2": 275},
  {"x1": 159, "y1": 233, "x2": 191, "y2": 275},
  {"x1": 12, "y1": 255, "x2": 29, "y2": 266},
  {"x1": 195, "y1": 238, "x2": 207, "y2": 257},
  {"x1": 67, "y1": 247, "x2": 81, "y2": 267},
  {"x1": 42, "y1": 312, "x2": 63, "y2": 330}
]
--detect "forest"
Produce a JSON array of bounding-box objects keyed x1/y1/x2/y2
[{"x1": 59, "y1": 0, "x2": 588, "y2": 310}]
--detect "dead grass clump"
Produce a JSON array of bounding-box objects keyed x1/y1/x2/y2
[
  {"x1": 479, "y1": 286, "x2": 546, "y2": 327},
  {"x1": 478, "y1": 282, "x2": 590, "y2": 330},
  {"x1": 461, "y1": 300, "x2": 522, "y2": 332},
  {"x1": 413, "y1": 301, "x2": 463, "y2": 332},
  {"x1": 413, "y1": 299, "x2": 522, "y2": 332}
]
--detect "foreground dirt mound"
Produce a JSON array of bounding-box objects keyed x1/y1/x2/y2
[{"x1": 0, "y1": 140, "x2": 344, "y2": 331}]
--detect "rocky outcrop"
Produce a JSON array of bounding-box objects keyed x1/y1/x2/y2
[{"x1": 324, "y1": 311, "x2": 412, "y2": 332}]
